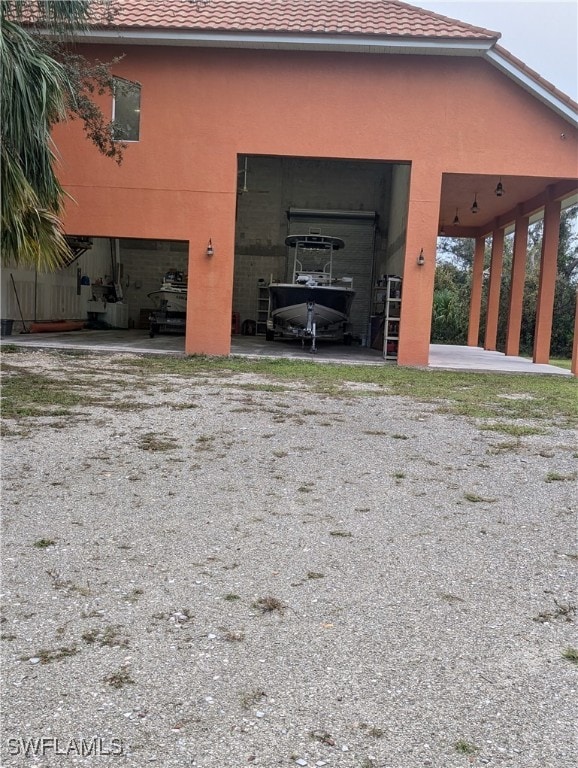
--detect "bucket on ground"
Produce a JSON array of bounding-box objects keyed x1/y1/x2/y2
[{"x1": 1, "y1": 319, "x2": 14, "y2": 337}]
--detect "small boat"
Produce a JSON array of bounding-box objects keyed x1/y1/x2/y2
[
  {"x1": 148, "y1": 272, "x2": 187, "y2": 337},
  {"x1": 267, "y1": 234, "x2": 355, "y2": 352}
]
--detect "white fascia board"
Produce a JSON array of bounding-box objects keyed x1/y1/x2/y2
[
  {"x1": 76, "y1": 28, "x2": 493, "y2": 56},
  {"x1": 486, "y1": 49, "x2": 577, "y2": 128}
]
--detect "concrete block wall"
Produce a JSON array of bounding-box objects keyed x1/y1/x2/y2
[
  {"x1": 232, "y1": 253, "x2": 285, "y2": 329},
  {"x1": 118, "y1": 239, "x2": 188, "y2": 327}
]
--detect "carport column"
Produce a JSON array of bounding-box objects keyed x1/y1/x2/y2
[
  {"x1": 467, "y1": 236, "x2": 486, "y2": 347},
  {"x1": 397, "y1": 165, "x2": 442, "y2": 367},
  {"x1": 185, "y1": 190, "x2": 237, "y2": 356},
  {"x1": 570, "y1": 291, "x2": 578, "y2": 376},
  {"x1": 483, "y1": 227, "x2": 505, "y2": 351},
  {"x1": 533, "y1": 193, "x2": 561, "y2": 364},
  {"x1": 504, "y1": 210, "x2": 529, "y2": 356}
]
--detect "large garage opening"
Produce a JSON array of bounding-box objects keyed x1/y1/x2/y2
[{"x1": 232, "y1": 155, "x2": 410, "y2": 357}]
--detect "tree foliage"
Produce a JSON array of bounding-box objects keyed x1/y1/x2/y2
[
  {"x1": 432, "y1": 207, "x2": 577, "y2": 358},
  {"x1": 1, "y1": 1, "x2": 121, "y2": 269}
]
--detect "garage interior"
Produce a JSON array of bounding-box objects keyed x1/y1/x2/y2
[
  {"x1": 3, "y1": 154, "x2": 411, "y2": 357},
  {"x1": 232, "y1": 154, "x2": 410, "y2": 352}
]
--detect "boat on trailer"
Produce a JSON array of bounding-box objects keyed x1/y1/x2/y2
[
  {"x1": 148, "y1": 271, "x2": 187, "y2": 337},
  {"x1": 267, "y1": 234, "x2": 355, "y2": 352}
]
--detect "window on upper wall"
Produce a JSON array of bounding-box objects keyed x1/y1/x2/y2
[{"x1": 112, "y1": 77, "x2": 141, "y2": 142}]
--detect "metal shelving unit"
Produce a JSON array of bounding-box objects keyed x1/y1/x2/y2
[
  {"x1": 256, "y1": 282, "x2": 269, "y2": 336},
  {"x1": 384, "y1": 276, "x2": 401, "y2": 360}
]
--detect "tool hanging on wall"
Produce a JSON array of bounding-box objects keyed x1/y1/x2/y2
[{"x1": 10, "y1": 273, "x2": 30, "y2": 334}]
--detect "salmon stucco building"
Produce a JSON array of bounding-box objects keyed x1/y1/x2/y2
[{"x1": 5, "y1": 0, "x2": 578, "y2": 369}]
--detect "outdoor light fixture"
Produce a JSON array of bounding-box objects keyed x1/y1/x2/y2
[
  {"x1": 206, "y1": 239, "x2": 214, "y2": 257},
  {"x1": 495, "y1": 178, "x2": 504, "y2": 197},
  {"x1": 453, "y1": 208, "x2": 460, "y2": 225},
  {"x1": 417, "y1": 248, "x2": 425, "y2": 266},
  {"x1": 471, "y1": 194, "x2": 479, "y2": 214}
]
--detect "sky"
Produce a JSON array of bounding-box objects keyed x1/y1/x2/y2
[{"x1": 404, "y1": 0, "x2": 578, "y2": 102}]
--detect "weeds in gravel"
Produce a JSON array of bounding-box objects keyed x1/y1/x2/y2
[
  {"x1": 533, "y1": 600, "x2": 576, "y2": 623},
  {"x1": 46, "y1": 570, "x2": 90, "y2": 596},
  {"x1": 22, "y1": 646, "x2": 78, "y2": 664},
  {"x1": 562, "y1": 647, "x2": 578, "y2": 664},
  {"x1": 464, "y1": 492, "x2": 496, "y2": 503},
  {"x1": 454, "y1": 740, "x2": 479, "y2": 755},
  {"x1": 252, "y1": 596, "x2": 286, "y2": 614},
  {"x1": 392, "y1": 471, "x2": 406, "y2": 479},
  {"x1": 223, "y1": 593, "x2": 241, "y2": 602},
  {"x1": 307, "y1": 571, "x2": 324, "y2": 580},
  {"x1": 33, "y1": 538, "x2": 56, "y2": 549},
  {"x1": 310, "y1": 730, "x2": 335, "y2": 746},
  {"x1": 330, "y1": 530, "x2": 353, "y2": 537},
  {"x1": 392, "y1": 433, "x2": 409, "y2": 440},
  {"x1": 82, "y1": 626, "x2": 129, "y2": 648},
  {"x1": 240, "y1": 689, "x2": 267, "y2": 709},
  {"x1": 104, "y1": 668, "x2": 134, "y2": 689},
  {"x1": 138, "y1": 433, "x2": 178, "y2": 451},
  {"x1": 220, "y1": 629, "x2": 245, "y2": 642}
]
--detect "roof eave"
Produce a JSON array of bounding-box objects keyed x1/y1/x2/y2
[
  {"x1": 485, "y1": 48, "x2": 578, "y2": 128},
  {"x1": 75, "y1": 28, "x2": 494, "y2": 56}
]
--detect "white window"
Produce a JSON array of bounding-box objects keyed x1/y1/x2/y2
[{"x1": 112, "y1": 77, "x2": 141, "y2": 142}]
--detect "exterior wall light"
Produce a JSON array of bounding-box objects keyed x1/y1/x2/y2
[
  {"x1": 206, "y1": 239, "x2": 214, "y2": 257},
  {"x1": 495, "y1": 178, "x2": 504, "y2": 197},
  {"x1": 417, "y1": 248, "x2": 425, "y2": 266},
  {"x1": 453, "y1": 209, "x2": 460, "y2": 225}
]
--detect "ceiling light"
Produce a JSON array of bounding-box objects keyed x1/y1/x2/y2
[
  {"x1": 471, "y1": 194, "x2": 479, "y2": 214},
  {"x1": 495, "y1": 178, "x2": 504, "y2": 197}
]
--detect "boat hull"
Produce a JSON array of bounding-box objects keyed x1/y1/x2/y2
[
  {"x1": 269, "y1": 284, "x2": 355, "y2": 336},
  {"x1": 148, "y1": 289, "x2": 187, "y2": 314}
]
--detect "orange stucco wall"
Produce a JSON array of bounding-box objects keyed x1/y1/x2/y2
[{"x1": 54, "y1": 46, "x2": 577, "y2": 360}]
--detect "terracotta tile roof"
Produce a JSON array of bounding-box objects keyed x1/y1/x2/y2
[
  {"x1": 96, "y1": 0, "x2": 500, "y2": 40},
  {"x1": 494, "y1": 44, "x2": 578, "y2": 113}
]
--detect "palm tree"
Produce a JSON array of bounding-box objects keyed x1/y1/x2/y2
[{"x1": 1, "y1": 1, "x2": 116, "y2": 269}]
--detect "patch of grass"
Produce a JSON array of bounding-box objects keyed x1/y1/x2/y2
[
  {"x1": 479, "y1": 422, "x2": 546, "y2": 437},
  {"x1": 454, "y1": 740, "x2": 479, "y2": 755},
  {"x1": 252, "y1": 596, "x2": 286, "y2": 614},
  {"x1": 223, "y1": 593, "x2": 241, "y2": 602},
  {"x1": 545, "y1": 471, "x2": 576, "y2": 483},
  {"x1": 33, "y1": 538, "x2": 56, "y2": 549},
  {"x1": 307, "y1": 571, "x2": 324, "y2": 580},
  {"x1": 549, "y1": 358, "x2": 572, "y2": 370},
  {"x1": 122, "y1": 354, "x2": 578, "y2": 423},
  {"x1": 391, "y1": 433, "x2": 409, "y2": 440},
  {"x1": 1, "y1": 368, "x2": 87, "y2": 419},
  {"x1": 392, "y1": 471, "x2": 406, "y2": 479},
  {"x1": 562, "y1": 647, "x2": 578, "y2": 663},
  {"x1": 329, "y1": 530, "x2": 353, "y2": 538}
]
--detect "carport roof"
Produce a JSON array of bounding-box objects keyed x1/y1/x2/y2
[{"x1": 91, "y1": 0, "x2": 500, "y2": 40}]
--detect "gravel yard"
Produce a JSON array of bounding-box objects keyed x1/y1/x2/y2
[{"x1": 1, "y1": 350, "x2": 577, "y2": 768}]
